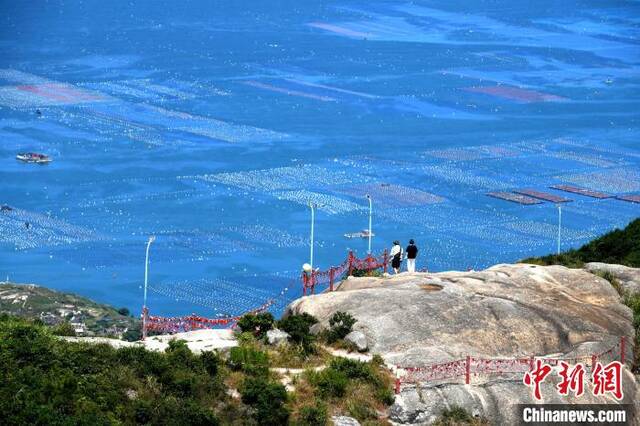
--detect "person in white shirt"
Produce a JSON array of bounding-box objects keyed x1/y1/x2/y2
[{"x1": 389, "y1": 240, "x2": 403, "y2": 274}]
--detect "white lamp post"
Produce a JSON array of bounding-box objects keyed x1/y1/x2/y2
[
  {"x1": 557, "y1": 205, "x2": 562, "y2": 255},
  {"x1": 309, "y1": 202, "x2": 316, "y2": 269},
  {"x1": 142, "y1": 235, "x2": 155, "y2": 339},
  {"x1": 366, "y1": 194, "x2": 372, "y2": 254}
]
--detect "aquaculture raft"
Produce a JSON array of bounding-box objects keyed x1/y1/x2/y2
[
  {"x1": 616, "y1": 194, "x2": 640, "y2": 204},
  {"x1": 486, "y1": 192, "x2": 543, "y2": 205},
  {"x1": 513, "y1": 189, "x2": 572, "y2": 203},
  {"x1": 551, "y1": 185, "x2": 612, "y2": 199}
]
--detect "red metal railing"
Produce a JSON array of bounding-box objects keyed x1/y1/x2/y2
[
  {"x1": 394, "y1": 336, "x2": 627, "y2": 393},
  {"x1": 301, "y1": 250, "x2": 389, "y2": 295},
  {"x1": 141, "y1": 298, "x2": 275, "y2": 338}
]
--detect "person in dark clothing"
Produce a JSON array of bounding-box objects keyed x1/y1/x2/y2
[{"x1": 406, "y1": 239, "x2": 418, "y2": 272}]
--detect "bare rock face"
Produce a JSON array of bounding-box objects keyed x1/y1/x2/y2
[
  {"x1": 331, "y1": 415, "x2": 360, "y2": 426},
  {"x1": 267, "y1": 328, "x2": 290, "y2": 346},
  {"x1": 345, "y1": 330, "x2": 368, "y2": 351},
  {"x1": 584, "y1": 262, "x2": 640, "y2": 296},
  {"x1": 285, "y1": 263, "x2": 639, "y2": 425}
]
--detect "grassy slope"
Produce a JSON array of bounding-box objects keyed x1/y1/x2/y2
[
  {"x1": 521, "y1": 218, "x2": 640, "y2": 268},
  {"x1": 0, "y1": 282, "x2": 138, "y2": 337}
]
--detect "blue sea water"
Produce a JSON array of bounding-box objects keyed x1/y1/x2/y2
[{"x1": 0, "y1": 0, "x2": 639, "y2": 317}]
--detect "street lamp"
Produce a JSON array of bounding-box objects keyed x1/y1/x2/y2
[
  {"x1": 142, "y1": 235, "x2": 155, "y2": 339},
  {"x1": 309, "y1": 202, "x2": 316, "y2": 269},
  {"x1": 556, "y1": 204, "x2": 562, "y2": 255},
  {"x1": 366, "y1": 194, "x2": 372, "y2": 254}
]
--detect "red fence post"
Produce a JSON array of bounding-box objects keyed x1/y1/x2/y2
[
  {"x1": 620, "y1": 336, "x2": 626, "y2": 364},
  {"x1": 302, "y1": 272, "x2": 307, "y2": 296},
  {"x1": 395, "y1": 377, "x2": 401, "y2": 394},
  {"x1": 311, "y1": 271, "x2": 316, "y2": 295},
  {"x1": 465, "y1": 356, "x2": 471, "y2": 385},
  {"x1": 329, "y1": 268, "x2": 335, "y2": 292},
  {"x1": 383, "y1": 249, "x2": 388, "y2": 274},
  {"x1": 529, "y1": 356, "x2": 534, "y2": 371},
  {"x1": 348, "y1": 251, "x2": 354, "y2": 276}
]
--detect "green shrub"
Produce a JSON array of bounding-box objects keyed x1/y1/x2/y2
[
  {"x1": 346, "y1": 399, "x2": 376, "y2": 421},
  {"x1": 200, "y1": 351, "x2": 221, "y2": 377},
  {"x1": 311, "y1": 368, "x2": 348, "y2": 398},
  {"x1": 433, "y1": 405, "x2": 486, "y2": 425},
  {"x1": 375, "y1": 386, "x2": 396, "y2": 405},
  {"x1": 278, "y1": 313, "x2": 318, "y2": 354},
  {"x1": 121, "y1": 322, "x2": 142, "y2": 341},
  {"x1": 237, "y1": 312, "x2": 275, "y2": 339},
  {"x1": 329, "y1": 357, "x2": 376, "y2": 382},
  {"x1": 522, "y1": 218, "x2": 640, "y2": 268},
  {"x1": 117, "y1": 307, "x2": 130, "y2": 316},
  {"x1": 228, "y1": 345, "x2": 269, "y2": 376},
  {"x1": 240, "y1": 376, "x2": 289, "y2": 425},
  {"x1": 349, "y1": 268, "x2": 383, "y2": 278},
  {"x1": 371, "y1": 354, "x2": 385, "y2": 366},
  {"x1": 237, "y1": 331, "x2": 257, "y2": 346},
  {"x1": 51, "y1": 321, "x2": 76, "y2": 337},
  {"x1": 0, "y1": 315, "x2": 231, "y2": 424},
  {"x1": 326, "y1": 311, "x2": 356, "y2": 343},
  {"x1": 297, "y1": 402, "x2": 328, "y2": 426}
]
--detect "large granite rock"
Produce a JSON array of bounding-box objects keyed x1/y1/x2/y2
[
  {"x1": 584, "y1": 262, "x2": 640, "y2": 296},
  {"x1": 344, "y1": 330, "x2": 368, "y2": 351},
  {"x1": 267, "y1": 328, "x2": 290, "y2": 346},
  {"x1": 332, "y1": 416, "x2": 360, "y2": 426},
  {"x1": 285, "y1": 263, "x2": 639, "y2": 425}
]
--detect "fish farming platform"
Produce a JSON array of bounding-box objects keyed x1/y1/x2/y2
[
  {"x1": 550, "y1": 185, "x2": 612, "y2": 199},
  {"x1": 513, "y1": 189, "x2": 572, "y2": 203},
  {"x1": 616, "y1": 194, "x2": 640, "y2": 204},
  {"x1": 486, "y1": 192, "x2": 543, "y2": 205}
]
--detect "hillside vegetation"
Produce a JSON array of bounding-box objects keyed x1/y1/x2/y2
[
  {"x1": 0, "y1": 282, "x2": 140, "y2": 340},
  {"x1": 0, "y1": 314, "x2": 243, "y2": 425},
  {"x1": 522, "y1": 218, "x2": 640, "y2": 268},
  {"x1": 0, "y1": 311, "x2": 396, "y2": 425}
]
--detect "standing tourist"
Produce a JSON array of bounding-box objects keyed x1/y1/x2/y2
[
  {"x1": 406, "y1": 239, "x2": 418, "y2": 272},
  {"x1": 389, "y1": 240, "x2": 403, "y2": 274}
]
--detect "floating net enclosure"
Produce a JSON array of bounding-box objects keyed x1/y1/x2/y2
[{"x1": 0, "y1": 208, "x2": 103, "y2": 250}]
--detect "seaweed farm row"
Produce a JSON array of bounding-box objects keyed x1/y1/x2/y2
[{"x1": 487, "y1": 185, "x2": 640, "y2": 205}]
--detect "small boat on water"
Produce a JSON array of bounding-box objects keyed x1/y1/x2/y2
[
  {"x1": 344, "y1": 229, "x2": 375, "y2": 239},
  {"x1": 16, "y1": 152, "x2": 52, "y2": 164}
]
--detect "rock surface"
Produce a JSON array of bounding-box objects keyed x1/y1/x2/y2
[
  {"x1": 63, "y1": 329, "x2": 238, "y2": 354},
  {"x1": 331, "y1": 415, "x2": 361, "y2": 426},
  {"x1": 344, "y1": 330, "x2": 368, "y2": 351},
  {"x1": 267, "y1": 328, "x2": 290, "y2": 346},
  {"x1": 286, "y1": 263, "x2": 639, "y2": 425},
  {"x1": 584, "y1": 262, "x2": 640, "y2": 296}
]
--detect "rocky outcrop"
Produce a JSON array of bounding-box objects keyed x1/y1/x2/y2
[
  {"x1": 267, "y1": 328, "x2": 290, "y2": 346},
  {"x1": 584, "y1": 262, "x2": 640, "y2": 296},
  {"x1": 285, "y1": 264, "x2": 639, "y2": 425},
  {"x1": 345, "y1": 330, "x2": 368, "y2": 352},
  {"x1": 332, "y1": 416, "x2": 360, "y2": 426}
]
